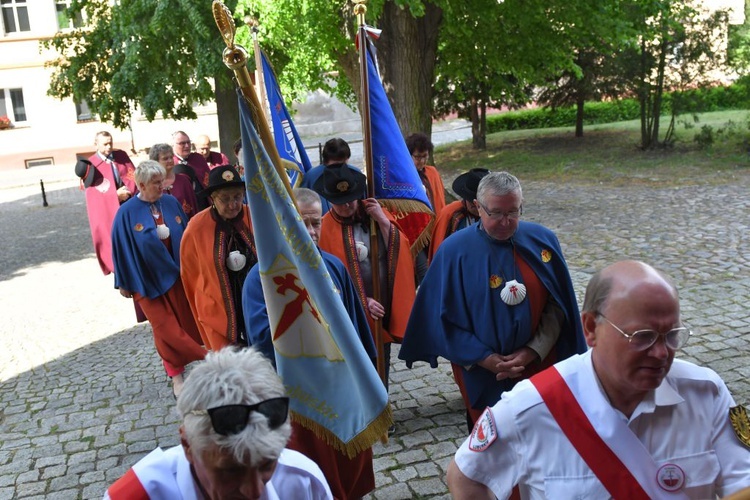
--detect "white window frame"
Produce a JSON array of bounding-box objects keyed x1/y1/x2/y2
[
  {"x1": 0, "y1": 0, "x2": 30, "y2": 34},
  {"x1": 0, "y1": 88, "x2": 27, "y2": 124},
  {"x1": 55, "y1": 0, "x2": 83, "y2": 31},
  {"x1": 75, "y1": 99, "x2": 94, "y2": 122}
]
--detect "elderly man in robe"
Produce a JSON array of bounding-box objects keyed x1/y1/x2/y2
[{"x1": 400, "y1": 171, "x2": 586, "y2": 430}]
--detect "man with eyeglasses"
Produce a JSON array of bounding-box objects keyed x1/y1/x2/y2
[
  {"x1": 447, "y1": 260, "x2": 750, "y2": 499},
  {"x1": 172, "y1": 130, "x2": 212, "y2": 210},
  {"x1": 400, "y1": 171, "x2": 586, "y2": 431},
  {"x1": 105, "y1": 347, "x2": 333, "y2": 499},
  {"x1": 181, "y1": 165, "x2": 258, "y2": 352}
]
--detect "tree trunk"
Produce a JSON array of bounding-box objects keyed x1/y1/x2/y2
[
  {"x1": 470, "y1": 97, "x2": 487, "y2": 150},
  {"x1": 214, "y1": 70, "x2": 240, "y2": 162},
  {"x1": 478, "y1": 99, "x2": 487, "y2": 150},
  {"x1": 575, "y1": 96, "x2": 585, "y2": 138},
  {"x1": 650, "y1": 37, "x2": 669, "y2": 148},
  {"x1": 378, "y1": 1, "x2": 443, "y2": 139},
  {"x1": 639, "y1": 38, "x2": 652, "y2": 150}
]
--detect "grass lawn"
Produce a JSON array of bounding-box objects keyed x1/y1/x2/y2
[{"x1": 435, "y1": 109, "x2": 750, "y2": 187}]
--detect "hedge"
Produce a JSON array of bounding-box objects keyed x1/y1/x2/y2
[{"x1": 486, "y1": 80, "x2": 750, "y2": 134}]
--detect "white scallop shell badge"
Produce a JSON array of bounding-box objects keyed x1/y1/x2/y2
[{"x1": 500, "y1": 279, "x2": 526, "y2": 306}]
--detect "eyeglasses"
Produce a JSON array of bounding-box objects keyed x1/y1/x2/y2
[
  {"x1": 214, "y1": 193, "x2": 245, "y2": 205},
  {"x1": 412, "y1": 154, "x2": 429, "y2": 161},
  {"x1": 190, "y1": 397, "x2": 289, "y2": 436},
  {"x1": 175, "y1": 140, "x2": 191, "y2": 146},
  {"x1": 598, "y1": 314, "x2": 690, "y2": 351},
  {"x1": 477, "y1": 201, "x2": 522, "y2": 221}
]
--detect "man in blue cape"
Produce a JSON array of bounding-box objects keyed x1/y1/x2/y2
[{"x1": 399, "y1": 171, "x2": 587, "y2": 429}]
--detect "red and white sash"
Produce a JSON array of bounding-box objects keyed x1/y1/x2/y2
[{"x1": 530, "y1": 359, "x2": 689, "y2": 499}]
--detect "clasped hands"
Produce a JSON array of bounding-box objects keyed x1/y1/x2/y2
[{"x1": 478, "y1": 347, "x2": 538, "y2": 380}]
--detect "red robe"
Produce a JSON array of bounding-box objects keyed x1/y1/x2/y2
[
  {"x1": 173, "y1": 152, "x2": 211, "y2": 189},
  {"x1": 85, "y1": 150, "x2": 137, "y2": 275},
  {"x1": 318, "y1": 208, "x2": 416, "y2": 343},
  {"x1": 288, "y1": 423, "x2": 374, "y2": 499},
  {"x1": 205, "y1": 150, "x2": 230, "y2": 169},
  {"x1": 165, "y1": 173, "x2": 198, "y2": 219},
  {"x1": 180, "y1": 206, "x2": 256, "y2": 351}
]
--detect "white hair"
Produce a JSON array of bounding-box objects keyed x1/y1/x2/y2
[
  {"x1": 177, "y1": 347, "x2": 291, "y2": 465},
  {"x1": 134, "y1": 160, "x2": 166, "y2": 186},
  {"x1": 476, "y1": 171, "x2": 522, "y2": 205}
]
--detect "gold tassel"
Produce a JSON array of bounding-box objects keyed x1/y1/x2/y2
[{"x1": 290, "y1": 404, "x2": 394, "y2": 459}]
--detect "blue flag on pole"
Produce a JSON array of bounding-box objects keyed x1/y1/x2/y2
[
  {"x1": 261, "y1": 51, "x2": 313, "y2": 187},
  {"x1": 239, "y1": 92, "x2": 391, "y2": 456},
  {"x1": 364, "y1": 39, "x2": 434, "y2": 255}
]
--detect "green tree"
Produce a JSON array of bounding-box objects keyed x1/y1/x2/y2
[
  {"x1": 535, "y1": 0, "x2": 636, "y2": 138},
  {"x1": 623, "y1": 0, "x2": 729, "y2": 149},
  {"x1": 433, "y1": 0, "x2": 631, "y2": 147},
  {"x1": 237, "y1": 0, "x2": 443, "y2": 138}
]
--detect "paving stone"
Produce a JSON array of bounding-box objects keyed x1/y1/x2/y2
[{"x1": 15, "y1": 481, "x2": 47, "y2": 497}]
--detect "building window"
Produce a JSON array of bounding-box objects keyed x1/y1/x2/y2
[
  {"x1": 56, "y1": 0, "x2": 83, "y2": 30},
  {"x1": 0, "y1": 88, "x2": 27, "y2": 123},
  {"x1": 1, "y1": 0, "x2": 30, "y2": 34},
  {"x1": 75, "y1": 99, "x2": 94, "y2": 122}
]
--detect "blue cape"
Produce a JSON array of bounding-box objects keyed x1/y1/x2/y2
[
  {"x1": 111, "y1": 195, "x2": 188, "y2": 299},
  {"x1": 399, "y1": 221, "x2": 586, "y2": 408},
  {"x1": 243, "y1": 249, "x2": 376, "y2": 367}
]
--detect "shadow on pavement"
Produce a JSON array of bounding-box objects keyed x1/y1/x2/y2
[
  {"x1": 0, "y1": 186, "x2": 95, "y2": 283},
  {"x1": 0, "y1": 322, "x2": 181, "y2": 498}
]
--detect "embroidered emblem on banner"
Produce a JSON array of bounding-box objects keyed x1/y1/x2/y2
[
  {"x1": 489, "y1": 275, "x2": 502, "y2": 289},
  {"x1": 541, "y1": 249, "x2": 552, "y2": 263},
  {"x1": 729, "y1": 405, "x2": 750, "y2": 448},
  {"x1": 134, "y1": 223, "x2": 144, "y2": 232},
  {"x1": 656, "y1": 463, "x2": 685, "y2": 492},
  {"x1": 468, "y1": 408, "x2": 497, "y2": 452}
]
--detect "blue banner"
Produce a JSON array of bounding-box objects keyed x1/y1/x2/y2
[
  {"x1": 365, "y1": 40, "x2": 434, "y2": 253},
  {"x1": 239, "y1": 91, "x2": 391, "y2": 455},
  {"x1": 261, "y1": 51, "x2": 313, "y2": 187}
]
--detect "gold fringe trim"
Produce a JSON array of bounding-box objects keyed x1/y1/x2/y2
[
  {"x1": 290, "y1": 404, "x2": 394, "y2": 459},
  {"x1": 379, "y1": 199, "x2": 435, "y2": 258}
]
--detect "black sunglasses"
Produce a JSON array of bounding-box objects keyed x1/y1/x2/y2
[{"x1": 190, "y1": 397, "x2": 289, "y2": 436}]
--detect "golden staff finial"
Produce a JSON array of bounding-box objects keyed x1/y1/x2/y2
[
  {"x1": 211, "y1": 0, "x2": 295, "y2": 201},
  {"x1": 213, "y1": 1, "x2": 236, "y2": 51},
  {"x1": 353, "y1": 0, "x2": 367, "y2": 21}
]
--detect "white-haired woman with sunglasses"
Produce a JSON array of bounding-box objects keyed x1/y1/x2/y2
[{"x1": 104, "y1": 347, "x2": 332, "y2": 499}]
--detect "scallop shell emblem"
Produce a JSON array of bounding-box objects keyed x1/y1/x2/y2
[
  {"x1": 134, "y1": 223, "x2": 144, "y2": 232},
  {"x1": 175, "y1": 215, "x2": 183, "y2": 225},
  {"x1": 489, "y1": 275, "x2": 502, "y2": 289},
  {"x1": 336, "y1": 181, "x2": 350, "y2": 193},
  {"x1": 541, "y1": 249, "x2": 552, "y2": 263},
  {"x1": 355, "y1": 241, "x2": 368, "y2": 262},
  {"x1": 500, "y1": 279, "x2": 527, "y2": 306},
  {"x1": 222, "y1": 170, "x2": 235, "y2": 182}
]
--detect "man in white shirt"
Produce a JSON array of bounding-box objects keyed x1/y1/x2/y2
[
  {"x1": 104, "y1": 347, "x2": 332, "y2": 499},
  {"x1": 447, "y1": 260, "x2": 750, "y2": 499}
]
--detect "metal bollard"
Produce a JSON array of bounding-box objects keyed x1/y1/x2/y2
[{"x1": 40, "y1": 179, "x2": 49, "y2": 207}]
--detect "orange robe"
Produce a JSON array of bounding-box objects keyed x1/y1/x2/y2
[
  {"x1": 180, "y1": 206, "x2": 256, "y2": 351},
  {"x1": 419, "y1": 165, "x2": 446, "y2": 216},
  {"x1": 428, "y1": 200, "x2": 478, "y2": 262},
  {"x1": 318, "y1": 209, "x2": 416, "y2": 343}
]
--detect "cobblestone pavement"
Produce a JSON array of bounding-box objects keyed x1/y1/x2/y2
[{"x1": 1, "y1": 166, "x2": 749, "y2": 499}]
